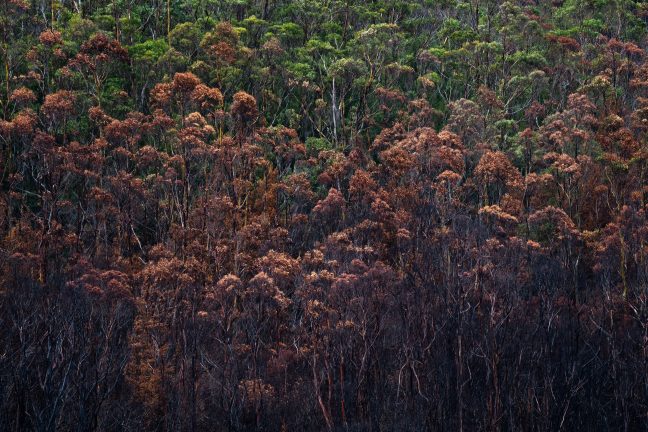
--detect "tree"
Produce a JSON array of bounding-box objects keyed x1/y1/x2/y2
[{"x1": 66, "y1": 33, "x2": 128, "y2": 108}]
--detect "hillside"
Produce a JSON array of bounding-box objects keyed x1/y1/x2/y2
[{"x1": 1, "y1": 1, "x2": 648, "y2": 430}]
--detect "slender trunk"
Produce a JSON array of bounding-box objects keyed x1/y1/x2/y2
[
  {"x1": 619, "y1": 229, "x2": 628, "y2": 298},
  {"x1": 167, "y1": 0, "x2": 171, "y2": 45},
  {"x1": 3, "y1": 41, "x2": 8, "y2": 119},
  {"x1": 331, "y1": 78, "x2": 338, "y2": 147},
  {"x1": 262, "y1": 0, "x2": 269, "y2": 20},
  {"x1": 340, "y1": 358, "x2": 348, "y2": 429},
  {"x1": 456, "y1": 331, "x2": 463, "y2": 432},
  {"x1": 313, "y1": 355, "x2": 334, "y2": 432}
]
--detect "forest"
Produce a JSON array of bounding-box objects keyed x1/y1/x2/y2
[{"x1": 1, "y1": 0, "x2": 648, "y2": 430}]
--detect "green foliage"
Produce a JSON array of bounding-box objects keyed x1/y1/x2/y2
[
  {"x1": 93, "y1": 14, "x2": 116, "y2": 33},
  {"x1": 509, "y1": 50, "x2": 548, "y2": 68},
  {"x1": 305, "y1": 136, "x2": 331, "y2": 153},
  {"x1": 271, "y1": 22, "x2": 304, "y2": 45},
  {"x1": 103, "y1": 77, "x2": 133, "y2": 116},
  {"x1": 169, "y1": 22, "x2": 202, "y2": 57},
  {"x1": 129, "y1": 40, "x2": 169, "y2": 62},
  {"x1": 286, "y1": 62, "x2": 315, "y2": 81},
  {"x1": 64, "y1": 14, "x2": 99, "y2": 46}
]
